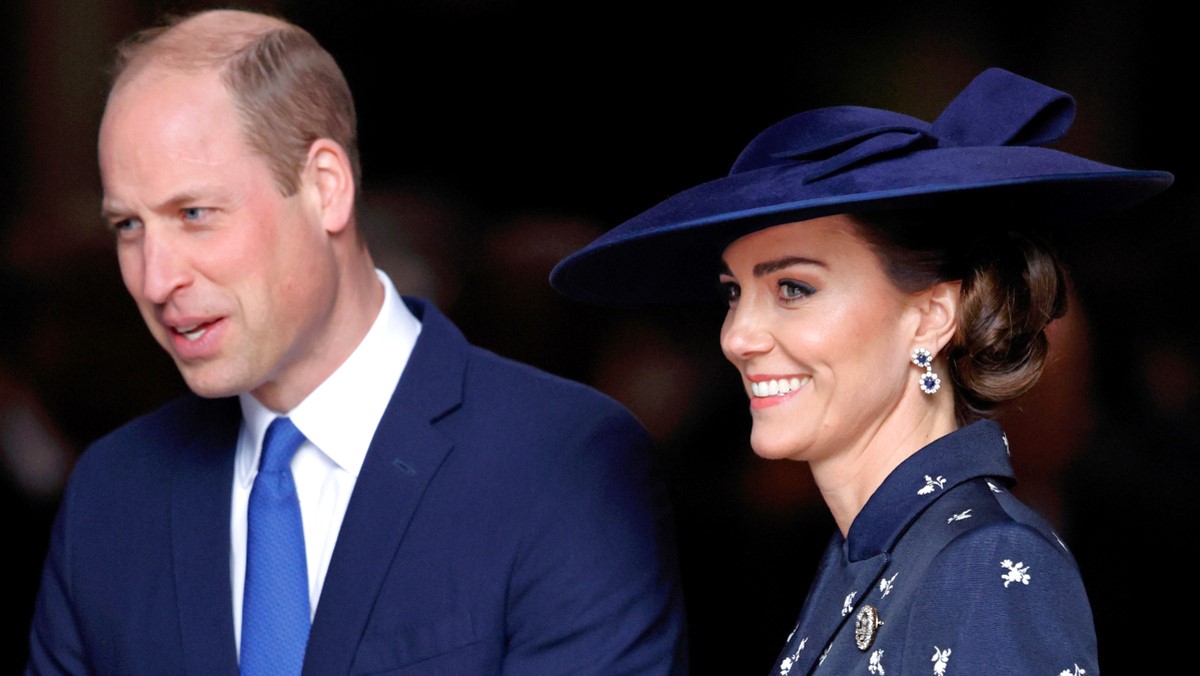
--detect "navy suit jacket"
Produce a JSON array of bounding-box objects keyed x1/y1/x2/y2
[{"x1": 27, "y1": 298, "x2": 687, "y2": 675}]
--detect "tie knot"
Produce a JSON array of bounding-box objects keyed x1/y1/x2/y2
[{"x1": 260, "y1": 417, "x2": 306, "y2": 474}]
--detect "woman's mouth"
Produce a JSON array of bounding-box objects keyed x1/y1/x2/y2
[{"x1": 750, "y1": 376, "x2": 811, "y2": 398}]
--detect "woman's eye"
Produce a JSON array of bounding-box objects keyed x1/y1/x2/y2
[
  {"x1": 779, "y1": 280, "x2": 815, "y2": 301},
  {"x1": 720, "y1": 281, "x2": 741, "y2": 304}
]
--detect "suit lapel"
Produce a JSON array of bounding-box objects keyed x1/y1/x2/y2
[
  {"x1": 171, "y1": 397, "x2": 241, "y2": 676},
  {"x1": 303, "y1": 298, "x2": 467, "y2": 676}
]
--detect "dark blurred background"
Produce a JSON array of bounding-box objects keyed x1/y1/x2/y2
[{"x1": 2, "y1": 0, "x2": 1192, "y2": 672}]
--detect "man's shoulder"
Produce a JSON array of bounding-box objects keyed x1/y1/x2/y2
[
  {"x1": 450, "y1": 345, "x2": 653, "y2": 464},
  {"x1": 56, "y1": 394, "x2": 238, "y2": 522},
  {"x1": 465, "y1": 344, "x2": 628, "y2": 415},
  {"x1": 98, "y1": 393, "x2": 236, "y2": 444},
  {"x1": 406, "y1": 296, "x2": 637, "y2": 424},
  {"x1": 81, "y1": 393, "x2": 239, "y2": 470}
]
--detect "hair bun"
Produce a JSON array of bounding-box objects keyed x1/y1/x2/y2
[{"x1": 950, "y1": 230, "x2": 1068, "y2": 420}]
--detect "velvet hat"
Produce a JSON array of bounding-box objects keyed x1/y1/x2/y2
[{"x1": 550, "y1": 68, "x2": 1173, "y2": 306}]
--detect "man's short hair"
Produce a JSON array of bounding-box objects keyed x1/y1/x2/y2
[{"x1": 109, "y1": 11, "x2": 361, "y2": 197}]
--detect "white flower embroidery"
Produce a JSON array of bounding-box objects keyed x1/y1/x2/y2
[
  {"x1": 786, "y1": 625, "x2": 796, "y2": 642},
  {"x1": 1058, "y1": 664, "x2": 1086, "y2": 676},
  {"x1": 1000, "y1": 559, "x2": 1031, "y2": 587},
  {"x1": 778, "y1": 637, "x2": 807, "y2": 675},
  {"x1": 947, "y1": 508, "x2": 972, "y2": 523},
  {"x1": 879, "y1": 572, "x2": 899, "y2": 597},
  {"x1": 819, "y1": 643, "x2": 831, "y2": 665},
  {"x1": 931, "y1": 646, "x2": 951, "y2": 675},
  {"x1": 986, "y1": 480, "x2": 1002, "y2": 493},
  {"x1": 868, "y1": 649, "x2": 885, "y2": 674},
  {"x1": 842, "y1": 591, "x2": 857, "y2": 616},
  {"x1": 1001, "y1": 433, "x2": 1010, "y2": 453},
  {"x1": 918, "y1": 475, "x2": 947, "y2": 495}
]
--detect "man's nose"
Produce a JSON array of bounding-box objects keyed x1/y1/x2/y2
[{"x1": 138, "y1": 227, "x2": 191, "y2": 304}]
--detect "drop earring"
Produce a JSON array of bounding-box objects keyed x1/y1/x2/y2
[{"x1": 911, "y1": 347, "x2": 940, "y2": 395}]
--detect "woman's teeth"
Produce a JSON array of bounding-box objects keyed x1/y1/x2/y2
[{"x1": 751, "y1": 376, "x2": 810, "y2": 397}]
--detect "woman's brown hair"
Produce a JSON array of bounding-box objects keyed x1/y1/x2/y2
[{"x1": 852, "y1": 209, "x2": 1069, "y2": 425}]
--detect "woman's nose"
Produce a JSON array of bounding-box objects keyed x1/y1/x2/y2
[{"x1": 720, "y1": 302, "x2": 774, "y2": 361}]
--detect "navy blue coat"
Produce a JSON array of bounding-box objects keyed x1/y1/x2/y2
[
  {"x1": 27, "y1": 298, "x2": 687, "y2": 675},
  {"x1": 771, "y1": 421, "x2": 1096, "y2": 676}
]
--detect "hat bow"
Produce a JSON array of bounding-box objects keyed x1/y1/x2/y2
[{"x1": 733, "y1": 68, "x2": 1077, "y2": 184}]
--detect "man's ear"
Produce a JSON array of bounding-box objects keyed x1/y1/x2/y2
[
  {"x1": 914, "y1": 279, "x2": 961, "y2": 355},
  {"x1": 300, "y1": 138, "x2": 355, "y2": 235}
]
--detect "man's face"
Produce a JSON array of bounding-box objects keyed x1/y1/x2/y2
[{"x1": 99, "y1": 65, "x2": 340, "y2": 408}]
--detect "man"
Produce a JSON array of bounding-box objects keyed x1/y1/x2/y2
[{"x1": 27, "y1": 9, "x2": 686, "y2": 675}]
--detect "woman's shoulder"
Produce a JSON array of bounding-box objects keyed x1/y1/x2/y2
[
  {"x1": 889, "y1": 477, "x2": 1097, "y2": 674},
  {"x1": 809, "y1": 476, "x2": 1097, "y2": 676},
  {"x1": 910, "y1": 474, "x2": 1077, "y2": 568},
  {"x1": 864, "y1": 475, "x2": 1099, "y2": 676},
  {"x1": 886, "y1": 475, "x2": 1092, "y2": 636}
]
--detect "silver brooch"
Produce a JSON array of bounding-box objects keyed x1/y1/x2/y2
[{"x1": 854, "y1": 605, "x2": 884, "y2": 651}]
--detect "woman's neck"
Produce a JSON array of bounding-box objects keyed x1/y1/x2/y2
[{"x1": 810, "y1": 396, "x2": 958, "y2": 537}]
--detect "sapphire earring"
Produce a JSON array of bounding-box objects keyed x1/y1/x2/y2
[{"x1": 911, "y1": 348, "x2": 940, "y2": 395}]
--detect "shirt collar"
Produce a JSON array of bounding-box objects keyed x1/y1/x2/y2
[
  {"x1": 237, "y1": 270, "x2": 422, "y2": 480},
  {"x1": 844, "y1": 419, "x2": 1015, "y2": 562}
]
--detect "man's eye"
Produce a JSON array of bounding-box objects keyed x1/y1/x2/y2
[
  {"x1": 111, "y1": 217, "x2": 142, "y2": 233},
  {"x1": 181, "y1": 207, "x2": 208, "y2": 221}
]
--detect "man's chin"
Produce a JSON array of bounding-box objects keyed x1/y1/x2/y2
[{"x1": 174, "y1": 364, "x2": 247, "y2": 400}]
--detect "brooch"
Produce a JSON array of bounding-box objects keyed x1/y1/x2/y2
[{"x1": 854, "y1": 605, "x2": 884, "y2": 651}]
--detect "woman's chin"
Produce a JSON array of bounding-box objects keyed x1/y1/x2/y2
[{"x1": 749, "y1": 433, "x2": 810, "y2": 462}]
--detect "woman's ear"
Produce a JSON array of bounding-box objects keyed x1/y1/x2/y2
[
  {"x1": 300, "y1": 138, "x2": 356, "y2": 235},
  {"x1": 914, "y1": 280, "x2": 961, "y2": 354}
]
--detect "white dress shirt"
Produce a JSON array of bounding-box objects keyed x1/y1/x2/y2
[{"x1": 230, "y1": 270, "x2": 421, "y2": 651}]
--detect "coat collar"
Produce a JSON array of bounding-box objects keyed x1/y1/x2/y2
[
  {"x1": 844, "y1": 419, "x2": 1015, "y2": 562},
  {"x1": 775, "y1": 420, "x2": 1015, "y2": 676}
]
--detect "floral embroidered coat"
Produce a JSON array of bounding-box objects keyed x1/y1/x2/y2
[{"x1": 771, "y1": 421, "x2": 1096, "y2": 676}]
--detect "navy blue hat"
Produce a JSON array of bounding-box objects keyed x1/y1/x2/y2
[{"x1": 550, "y1": 68, "x2": 1173, "y2": 306}]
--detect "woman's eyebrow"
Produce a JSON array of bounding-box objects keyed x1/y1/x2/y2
[{"x1": 753, "y1": 256, "x2": 826, "y2": 277}]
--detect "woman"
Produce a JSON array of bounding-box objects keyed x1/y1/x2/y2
[{"x1": 550, "y1": 68, "x2": 1172, "y2": 674}]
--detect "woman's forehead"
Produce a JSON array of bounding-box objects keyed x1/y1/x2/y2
[{"x1": 722, "y1": 215, "x2": 868, "y2": 263}]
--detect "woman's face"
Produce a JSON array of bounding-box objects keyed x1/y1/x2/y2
[{"x1": 719, "y1": 215, "x2": 927, "y2": 463}]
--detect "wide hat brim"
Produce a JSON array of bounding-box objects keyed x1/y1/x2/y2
[{"x1": 550, "y1": 69, "x2": 1174, "y2": 307}]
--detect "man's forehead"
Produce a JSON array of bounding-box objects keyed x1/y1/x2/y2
[
  {"x1": 99, "y1": 65, "x2": 263, "y2": 212},
  {"x1": 101, "y1": 66, "x2": 234, "y2": 161},
  {"x1": 107, "y1": 57, "x2": 223, "y2": 108}
]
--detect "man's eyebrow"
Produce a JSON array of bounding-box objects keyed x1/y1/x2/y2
[
  {"x1": 100, "y1": 200, "x2": 128, "y2": 222},
  {"x1": 100, "y1": 190, "x2": 215, "y2": 221}
]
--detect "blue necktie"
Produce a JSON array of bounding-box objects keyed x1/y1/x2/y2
[{"x1": 241, "y1": 417, "x2": 310, "y2": 676}]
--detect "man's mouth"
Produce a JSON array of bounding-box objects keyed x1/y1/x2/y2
[{"x1": 173, "y1": 320, "x2": 215, "y2": 342}]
